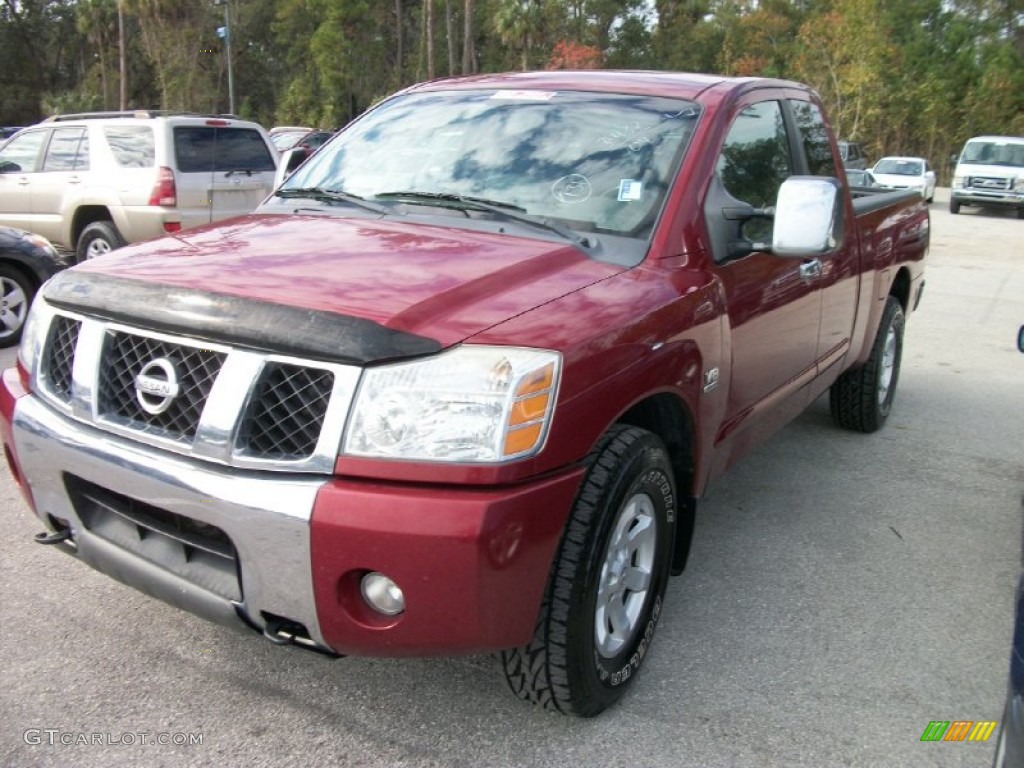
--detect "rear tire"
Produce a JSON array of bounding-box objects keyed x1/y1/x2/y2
[
  {"x1": 500, "y1": 425, "x2": 676, "y2": 716},
  {"x1": 830, "y1": 295, "x2": 905, "y2": 433},
  {"x1": 76, "y1": 220, "x2": 124, "y2": 262}
]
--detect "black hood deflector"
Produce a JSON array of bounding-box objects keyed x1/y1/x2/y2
[{"x1": 43, "y1": 271, "x2": 443, "y2": 365}]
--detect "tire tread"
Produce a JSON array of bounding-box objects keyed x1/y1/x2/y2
[{"x1": 500, "y1": 425, "x2": 654, "y2": 716}]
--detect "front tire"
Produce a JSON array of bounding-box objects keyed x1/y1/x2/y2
[
  {"x1": 501, "y1": 425, "x2": 676, "y2": 716},
  {"x1": 830, "y1": 295, "x2": 905, "y2": 433},
  {"x1": 0, "y1": 264, "x2": 34, "y2": 348},
  {"x1": 76, "y1": 220, "x2": 124, "y2": 262},
  {"x1": 949, "y1": 199, "x2": 960, "y2": 214}
]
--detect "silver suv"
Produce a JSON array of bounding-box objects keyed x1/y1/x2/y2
[{"x1": 0, "y1": 112, "x2": 279, "y2": 261}]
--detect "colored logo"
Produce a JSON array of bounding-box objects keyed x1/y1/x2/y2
[{"x1": 920, "y1": 720, "x2": 997, "y2": 742}]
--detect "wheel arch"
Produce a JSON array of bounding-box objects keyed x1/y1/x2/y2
[
  {"x1": 616, "y1": 392, "x2": 697, "y2": 575},
  {"x1": 888, "y1": 266, "x2": 912, "y2": 311},
  {"x1": 0, "y1": 257, "x2": 43, "y2": 294},
  {"x1": 70, "y1": 205, "x2": 116, "y2": 249}
]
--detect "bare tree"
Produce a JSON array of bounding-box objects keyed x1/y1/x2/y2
[
  {"x1": 395, "y1": 0, "x2": 404, "y2": 85},
  {"x1": 445, "y1": 0, "x2": 456, "y2": 75},
  {"x1": 427, "y1": 0, "x2": 435, "y2": 79},
  {"x1": 462, "y1": 0, "x2": 474, "y2": 73}
]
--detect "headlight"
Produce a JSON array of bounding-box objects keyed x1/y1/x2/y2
[
  {"x1": 17, "y1": 296, "x2": 51, "y2": 377},
  {"x1": 20, "y1": 231, "x2": 57, "y2": 256},
  {"x1": 344, "y1": 345, "x2": 561, "y2": 463},
  {"x1": 952, "y1": 175, "x2": 965, "y2": 189}
]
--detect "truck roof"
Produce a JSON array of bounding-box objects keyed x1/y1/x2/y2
[{"x1": 405, "y1": 70, "x2": 812, "y2": 102}]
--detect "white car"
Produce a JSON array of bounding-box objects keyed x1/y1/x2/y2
[{"x1": 870, "y1": 156, "x2": 937, "y2": 202}]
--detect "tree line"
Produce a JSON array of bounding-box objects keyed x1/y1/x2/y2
[{"x1": 2, "y1": 0, "x2": 1022, "y2": 180}]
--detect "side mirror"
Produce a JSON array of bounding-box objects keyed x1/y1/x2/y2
[
  {"x1": 0, "y1": 161, "x2": 21, "y2": 173},
  {"x1": 274, "y1": 148, "x2": 307, "y2": 188},
  {"x1": 772, "y1": 177, "x2": 841, "y2": 257}
]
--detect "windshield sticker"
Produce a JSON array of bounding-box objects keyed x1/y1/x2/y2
[
  {"x1": 552, "y1": 174, "x2": 592, "y2": 204},
  {"x1": 618, "y1": 180, "x2": 643, "y2": 202},
  {"x1": 491, "y1": 90, "x2": 558, "y2": 101}
]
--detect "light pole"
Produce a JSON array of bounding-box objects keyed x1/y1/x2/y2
[{"x1": 214, "y1": 0, "x2": 235, "y2": 115}]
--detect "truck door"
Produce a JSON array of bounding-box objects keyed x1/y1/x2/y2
[
  {"x1": 787, "y1": 97, "x2": 859, "y2": 389},
  {"x1": 703, "y1": 96, "x2": 822, "y2": 452}
]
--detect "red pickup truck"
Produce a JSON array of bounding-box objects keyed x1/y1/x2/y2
[{"x1": 1, "y1": 71, "x2": 927, "y2": 716}]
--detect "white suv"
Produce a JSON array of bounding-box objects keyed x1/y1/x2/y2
[{"x1": 0, "y1": 112, "x2": 279, "y2": 261}]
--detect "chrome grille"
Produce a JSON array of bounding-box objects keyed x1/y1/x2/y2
[
  {"x1": 43, "y1": 316, "x2": 80, "y2": 403},
  {"x1": 240, "y1": 363, "x2": 334, "y2": 459},
  {"x1": 32, "y1": 309, "x2": 359, "y2": 473},
  {"x1": 968, "y1": 176, "x2": 1011, "y2": 190},
  {"x1": 98, "y1": 333, "x2": 225, "y2": 442}
]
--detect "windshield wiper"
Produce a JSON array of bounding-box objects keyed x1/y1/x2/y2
[
  {"x1": 374, "y1": 191, "x2": 591, "y2": 248},
  {"x1": 276, "y1": 187, "x2": 388, "y2": 215}
]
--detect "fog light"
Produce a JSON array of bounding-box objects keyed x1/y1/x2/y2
[{"x1": 360, "y1": 572, "x2": 405, "y2": 616}]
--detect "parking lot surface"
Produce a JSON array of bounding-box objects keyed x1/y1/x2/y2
[{"x1": 1, "y1": 188, "x2": 1021, "y2": 767}]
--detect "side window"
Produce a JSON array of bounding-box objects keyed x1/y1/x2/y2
[
  {"x1": 105, "y1": 126, "x2": 155, "y2": 168},
  {"x1": 789, "y1": 99, "x2": 838, "y2": 177},
  {"x1": 42, "y1": 127, "x2": 89, "y2": 172},
  {"x1": 0, "y1": 130, "x2": 48, "y2": 173},
  {"x1": 716, "y1": 100, "x2": 792, "y2": 209}
]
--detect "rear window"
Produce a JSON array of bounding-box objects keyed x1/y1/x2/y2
[
  {"x1": 104, "y1": 126, "x2": 155, "y2": 168},
  {"x1": 173, "y1": 127, "x2": 276, "y2": 173}
]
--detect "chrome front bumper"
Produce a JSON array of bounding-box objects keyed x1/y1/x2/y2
[
  {"x1": 951, "y1": 188, "x2": 1024, "y2": 206},
  {"x1": 12, "y1": 392, "x2": 332, "y2": 651}
]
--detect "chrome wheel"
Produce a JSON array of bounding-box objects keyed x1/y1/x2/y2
[
  {"x1": 0, "y1": 275, "x2": 28, "y2": 341},
  {"x1": 877, "y1": 322, "x2": 897, "y2": 406},
  {"x1": 595, "y1": 491, "x2": 657, "y2": 658},
  {"x1": 86, "y1": 237, "x2": 112, "y2": 258}
]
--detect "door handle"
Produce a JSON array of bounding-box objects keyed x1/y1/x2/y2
[{"x1": 799, "y1": 259, "x2": 822, "y2": 280}]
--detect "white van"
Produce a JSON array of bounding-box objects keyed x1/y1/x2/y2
[{"x1": 949, "y1": 135, "x2": 1024, "y2": 218}]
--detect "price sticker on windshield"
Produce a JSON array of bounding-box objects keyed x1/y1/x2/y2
[{"x1": 618, "y1": 180, "x2": 643, "y2": 202}]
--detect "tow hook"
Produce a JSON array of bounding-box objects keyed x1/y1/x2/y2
[
  {"x1": 261, "y1": 615, "x2": 341, "y2": 658},
  {"x1": 34, "y1": 529, "x2": 73, "y2": 545},
  {"x1": 262, "y1": 617, "x2": 299, "y2": 645}
]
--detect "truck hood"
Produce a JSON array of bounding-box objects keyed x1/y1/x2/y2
[{"x1": 58, "y1": 214, "x2": 624, "y2": 360}]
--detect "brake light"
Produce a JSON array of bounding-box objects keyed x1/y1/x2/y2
[
  {"x1": 205, "y1": 119, "x2": 229, "y2": 127},
  {"x1": 148, "y1": 167, "x2": 177, "y2": 206}
]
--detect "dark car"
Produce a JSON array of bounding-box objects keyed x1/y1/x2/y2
[
  {"x1": 838, "y1": 140, "x2": 868, "y2": 169},
  {"x1": 0, "y1": 227, "x2": 69, "y2": 347},
  {"x1": 269, "y1": 127, "x2": 334, "y2": 159},
  {"x1": 846, "y1": 169, "x2": 880, "y2": 188},
  {"x1": 994, "y1": 328, "x2": 1024, "y2": 766}
]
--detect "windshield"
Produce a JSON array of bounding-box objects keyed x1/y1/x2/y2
[
  {"x1": 961, "y1": 140, "x2": 1024, "y2": 168},
  {"x1": 282, "y1": 88, "x2": 700, "y2": 241},
  {"x1": 873, "y1": 158, "x2": 922, "y2": 176}
]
